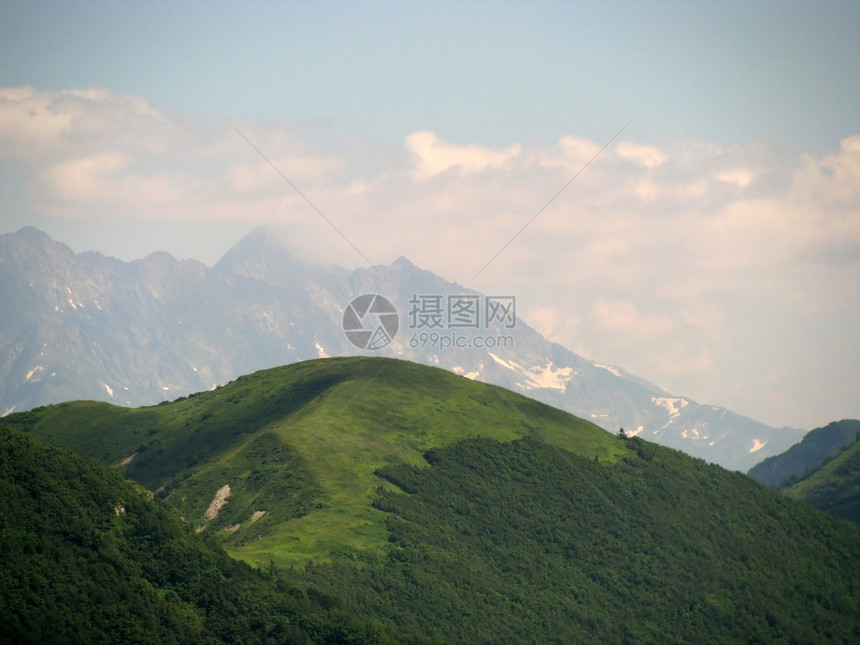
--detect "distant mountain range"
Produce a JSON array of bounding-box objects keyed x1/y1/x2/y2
[{"x1": 0, "y1": 225, "x2": 804, "y2": 470}]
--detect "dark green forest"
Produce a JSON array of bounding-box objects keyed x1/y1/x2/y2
[
  {"x1": 300, "y1": 436, "x2": 860, "y2": 643},
  {"x1": 0, "y1": 426, "x2": 433, "y2": 644},
  {"x1": 782, "y1": 438, "x2": 860, "y2": 527}
]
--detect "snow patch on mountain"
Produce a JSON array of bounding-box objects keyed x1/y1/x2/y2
[
  {"x1": 25, "y1": 366, "x2": 43, "y2": 382},
  {"x1": 488, "y1": 352, "x2": 516, "y2": 371},
  {"x1": 653, "y1": 397, "x2": 689, "y2": 416},
  {"x1": 487, "y1": 352, "x2": 573, "y2": 391},
  {"x1": 680, "y1": 427, "x2": 710, "y2": 440},
  {"x1": 594, "y1": 362, "x2": 622, "y2": 377},
  {"x1": 453, "y1": 366, "x2": 480, "y2": 380},
  {"x1": 749, "y1": 439, "x2": 767, "y2": 453},
  {"x1": 526, "y1": 363, "x2": 574, "y2": 391}
]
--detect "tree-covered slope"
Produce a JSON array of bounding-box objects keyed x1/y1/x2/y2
[
  {"x1": 0, "y1": 426, "x2": 432, "y2": 644},
  {"x1": 749, "y1": 419, "x2": 860, "y2": 487},
  {"x1": 782, "y1": 438, "x2": 860, "y2": 526},
  {"x1": 5, "y1": 357, "x2": 622, "y2": 567},
  {"x1": 297, "y1": 436, "x2": 860, "y2": 644}
]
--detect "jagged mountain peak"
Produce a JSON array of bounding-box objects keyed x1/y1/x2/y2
[
  {"x1": 11, "y1": 225, "x2": 54, "y2": 245},
  {"x1": 213, "y1": 224, "x2": 346, "y2": 284},
  {"x1": 391, "y1": 255, "x2": 417, "y2": 270},
  {"x1": 1, "y1": 226, "x2": 76, "y2": 264},
  {"x1": 134, "y1": 250, "x2": 179, "y2": 267}
]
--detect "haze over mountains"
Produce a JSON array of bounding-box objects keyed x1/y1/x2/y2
[{"x1": 0, "y1": 225, "x2": 803, "y2": 470}]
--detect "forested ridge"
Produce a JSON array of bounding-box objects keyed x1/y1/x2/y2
[{"x1": 300, "y1": 436, "x2": 860, "y2": 643}]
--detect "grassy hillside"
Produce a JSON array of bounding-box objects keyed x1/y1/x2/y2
[
  {"x1": 5, "y1": 356, "x2": 860, "y2": 642},
  {"x1": 7, "y1": 357, "x2": 622, "y2": 567},
  {"x1": 0, "y1": 426, "x2": 431, "y2": 644},
  {"x1": 782, "y1": 438, "x2": 860, "y2": 526}
]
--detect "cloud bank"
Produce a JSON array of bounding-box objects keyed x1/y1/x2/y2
[{"x1": 2, "y1": 86, "x2": 858, "y2": 429}]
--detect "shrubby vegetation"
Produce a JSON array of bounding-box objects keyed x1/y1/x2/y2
[
  {"x1": 0, "y1": 426, "x2": 434, "y2": 644},
  {"x1": 300, "y1": 436, "x2": 860, "y2": 643}
]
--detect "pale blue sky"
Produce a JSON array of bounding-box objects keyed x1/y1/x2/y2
[
  {"x1": 1, "y1": 1, "x2": 859, "y2": 430},
  {"x1": 3, "y1": 1, "x2": 858, "y2": 152}
]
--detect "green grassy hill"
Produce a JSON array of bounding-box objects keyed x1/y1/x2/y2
[
  {"x1": 6, "y1": 357, "x2": 622, "y2": 567},
  {"x1": 6, "y1": 357, "x2": 860, "y2": 643},
  {"x1": 0, "y1": 426, "x2": 431, "y2": 644}
]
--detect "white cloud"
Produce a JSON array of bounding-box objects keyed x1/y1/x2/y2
[
  {"x1": 0, "y1": 86, "x2": 73, "y2": 157},
  {"x1": 405, "y1": 130, "x2": 521, "y2": 178},
  {"x1": 43, "y1": 152, "x2": 132, "y2": 202},
  {"x1": 713, "y1": 168, "x2": 754, "y2": 187},
  {"x1": 615, "y1": 141, "x2": 668, "y2": 168},
  {"x1": 590, "y1": 299, "x2": 677, "y2": 337}
]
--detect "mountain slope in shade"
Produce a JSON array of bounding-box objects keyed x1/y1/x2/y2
[
  {"x1": 781, "y1": 434, "x2": 860, "y2": 526},
  {"x1": 749, "y1": 419, "x2": 860, "y2": 487},
  {"x1": 0, "y1": 225, "x2": 803, "y2": 470}
]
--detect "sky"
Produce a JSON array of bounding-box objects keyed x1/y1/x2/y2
[{"x1": 1, "y1": 0, "x2": 859, "y2": 430}]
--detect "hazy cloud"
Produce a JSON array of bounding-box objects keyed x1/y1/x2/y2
[
  {"x1": 1, "y1": 86, "x2": 858, "y2": 428},
  {"x1": 405, "y1": 130, "x2": 522, "y2": 179},
  {"x1": 615, "y1": 141, "x2": 668, "y2": 168}
]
